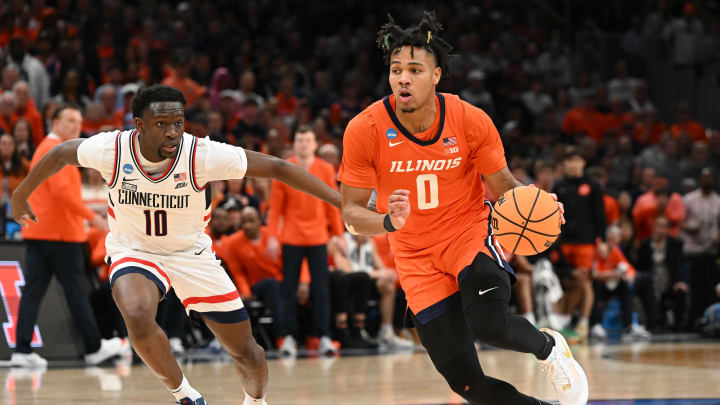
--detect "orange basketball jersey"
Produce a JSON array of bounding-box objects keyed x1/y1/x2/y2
[{"x1": 339, "y1": 93, "x2": 507, "y2": 254}]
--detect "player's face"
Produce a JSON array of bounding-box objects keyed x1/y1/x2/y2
[
  {"x1": 136, "y1": 102, "x2": 184, "y2": 162},
  {"x1": 388, "y1": 46, "x2": 441, "y2": 113}
]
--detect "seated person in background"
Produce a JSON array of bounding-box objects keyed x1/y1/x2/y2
[
  {"x1": 590, "y1": 225, "x2": 650, "y2": 340},
  {"x1": 510, "y1": 253, "x2": 538, "y2": 326},
  {"x1": 635, "y1": 216, "x2": 689, "y2": 332},
  {"x1": 329, "y1": 233, "x2": 413, "y2": 348},
  {"x1": 218, "y1": 207, "x2": 288, "y2": 349}
]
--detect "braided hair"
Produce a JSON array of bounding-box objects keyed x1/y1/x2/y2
[{"x1": 376, "y1": 11, "x2": 453, "y2": 74}]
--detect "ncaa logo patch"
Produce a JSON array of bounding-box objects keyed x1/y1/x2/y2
[
  {"x1": 123, "y1": 164, "x2": 134, "y2": 174},
  {"x1": 386, "y1": 128, "x2": 398, "y2": 140}
]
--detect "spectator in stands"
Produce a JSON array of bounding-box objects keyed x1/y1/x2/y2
[
  {"x1": 268, "y1": 125, "x2": 343, "y2": 356},
  {"x1": 634, "y1": 109, "x2": 667, "y2": 146},
  {"x1": 632, "y1": 177, "x2": 686, "y2": 241},
  {"x1": 232, "y1": 99, "x2": 266, "y2": 151},
  {"x1": 12, "y1": 104, "x2": 125, "y2": 367},
  {"x1": 97, "y1": 86, "x2": 124, "y2": 131},
  {"x1": 329, "y1": 232, "x2": 413, "y2": 348},
  {"x1": 308, "y1": 71, "x2": 336, "y2": 116},
  {"x1": 51, "y1": 69, "x2": 91, "y2": 109},
  {"x1": 162, "y1": 49, "x2": 206, "y2": 107},
  {"x1": 10, "y1": 118, "x2": 34, "y2": 159},
  {"x1": 553, "y1": 146, "x2": 607, "y2": 341},
  {"x1": 681, "y1": 168, "x2": 720, "y2": 323},
  {"x1": 590, "y1": 226, "x2": 650, "y2": 340},
  {"x1": 680, "y1": 141, "x2": 710, "y2": 180},
  {"x1": 521, "y1": 80, "x2": 554, "y2": 118},
  {"x1": 237, "y1": 70, "x2": 265, "y2": 111},
  {"x1": 628, "y1": 81, "x2": 655, "y2": 114},
  {"x1": 460, "y1": 70, "x2": 495, "y2": 118},
  {"x1": 587, "y1": 166, "x2": 620, "y2": 226},
  {"x1": 636, "y1": 216, "x2": 689, "y2": 331},
  {"x1": 509, "y1": 254, "x2": 538, "y2": 326},
  {"x1": 0, "y1": 92, "x2": 15, "y2": 134},
  {"x1": 219, "y1": 207, "x2": 287, "y2": 349},
  {"x1": 608, "y1": 136, "x2": 636, "y2": 193},
  {"x1": 11, "y1": 81, "x2": 44, "y2": 148},
  {"x1": 0, "y1": 133, "x2": 30, "y2": 202},
  {"x1": 6, "y1": 38, "x2": 50, "y2": 110},
  {"x1": 608, "y1": 60, "x2": 641, "y2": 103},
  {"x1": 1, "y1": 66, "x2": 20, "y2": 93},
  {"x1": 670, "y1": 102, "x2": 706, "y2": 142}
]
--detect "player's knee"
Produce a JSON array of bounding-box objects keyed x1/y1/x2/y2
[
  {"x1": 437, "y1": 355, "x2": 486, "y2": 400},
  {"x1": 113, "y1": 292, "x2": 155, "y2": 332}
]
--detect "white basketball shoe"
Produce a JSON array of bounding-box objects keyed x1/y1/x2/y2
[{"x1": 538, "y1": 328, "x2": 589, "y2": 405}]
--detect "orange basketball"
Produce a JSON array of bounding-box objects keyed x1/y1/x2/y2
[{"x1": 491, "y1": 185, "x2": 561, "y2": 256}]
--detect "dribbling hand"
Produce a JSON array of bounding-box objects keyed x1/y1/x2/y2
[
  {"x1": 388, "y1": 189, "x2": 411, "y2": 230},
  {"x1": 11, "y1": 194, "x2": 37, "y2": 227}
]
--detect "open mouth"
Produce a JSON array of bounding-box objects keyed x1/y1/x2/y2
[
  {"x1": 162, "y1": 143, "x2": 178, "y2": 153},
  {"x1": 398, "y1": 89, "x2": 412, "y2": 103}
]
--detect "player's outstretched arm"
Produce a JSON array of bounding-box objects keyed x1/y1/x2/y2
[
  {"x1": 11, "y1": 139, "x2": 85, "y2": 226},
  {"x1": 244, "y1": 150, "x2": 341, "y2": 208},
  {"x1": 341, "y1": 184, "x2": 410, "y2": 236}
]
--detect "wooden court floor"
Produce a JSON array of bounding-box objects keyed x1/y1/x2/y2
[{"x1": 3, "y1": 341, "x2": 720, "y2": 404}]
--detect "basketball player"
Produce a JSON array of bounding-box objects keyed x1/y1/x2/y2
[
  {"x1": 11, "y1": 85, "x2": 342, "y2": 405},
  {"x1": 338, "y1": 12, "x2": 588, "y2": 405}
]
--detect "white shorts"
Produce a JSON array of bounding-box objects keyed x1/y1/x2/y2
[{"x1": 107, "y1": 248, "x2": 247, "y2": 324}]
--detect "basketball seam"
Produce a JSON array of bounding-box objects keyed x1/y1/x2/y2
[
  {"x1": 493, "y1": 210, "x2": 560, "y2": 237},
  {"x1": 494, "y1": 232, "x2": 540, "y2": 254},
  {"x1": 511, "y1": 187, "x2": 542, "y2": 254}
]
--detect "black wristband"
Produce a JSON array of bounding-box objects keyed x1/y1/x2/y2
[{"x1": 383, "y1": 214, "x2": 397, "y2": 233}]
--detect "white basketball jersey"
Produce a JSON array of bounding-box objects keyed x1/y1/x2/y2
[{"x1": 77, "y1": 130, "x2": 248, "y2": 256}]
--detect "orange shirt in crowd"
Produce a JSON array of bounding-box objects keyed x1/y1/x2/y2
[
  {"x1": 670, "y1": 121, "x2": 707, "y2": 142},
  {"x1": 562, "y1": 106, "x2": 606, "y2": 143},
  {"x1": 632, "y1": 191, "x2": 686, "y2": 240},
  {"x1": 0, "y1": 158, "x2": 30, "y2": 198},
  {"x1": 0, "y1": 114, "x2": 15, "y2": 134},
  {"x1": 634, "y1": 121, "x2": 667, "y2": 145},
  {"x1": 268, "y1": 156, "x2": 344, "y2": 246},
  {"x1": 22, "y1": 135, "x2": 96, "y2": 242},
  {"x1": 219, "y1": 227, "x2": 283, "y2": 297},
  {"x1": 594, "y1": 245, "x2": 636, "y2": 277},
  {"x1": 162, "y1": 73, "x2": 206, "y2": 106},
  {"x1": 87, "y1": 227, "x2": 109, "y2": 282},
  {"x1": 603, "y1": 194, "x2": 620, "y2": 225}
]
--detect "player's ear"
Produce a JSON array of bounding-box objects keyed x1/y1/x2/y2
[
  {"x1": 134, "y1": 117, "x2": 143, "y2": 132},
  {"x1": 433, "y1": 66, "x2": 442, "y2": 86}
]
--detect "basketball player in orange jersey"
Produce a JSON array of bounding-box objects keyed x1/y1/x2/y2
[{"x1": 338, "y1": 12, "x2": 588, "y2": 405}]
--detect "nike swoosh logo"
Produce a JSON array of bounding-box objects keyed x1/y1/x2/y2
[
  {"x1": 123, "y1": 176, "x2": 137, "y2": 181},
  {"x1": 389, "y1": 141, "x2": 405, "y2": 147},
  {"x1": 478, "y1": 287, "x2": 499, "y2": 296},
  {"x1": 194, "y1": 247, "x2": 206, "y2": 255}
]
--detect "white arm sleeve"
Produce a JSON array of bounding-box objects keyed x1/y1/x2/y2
[
  {"x1": 193, "y1": 137, "x2": 248, "y2": 185},
  {"x1": 76, "y1": 131, "x2": 119, "y2": 181}
]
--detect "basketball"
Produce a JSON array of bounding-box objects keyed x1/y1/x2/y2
[{"x1": 491, "y1": 185, "x2": 561, "y2": 256}]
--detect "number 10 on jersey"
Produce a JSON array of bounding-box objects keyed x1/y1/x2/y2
[{"x1": 143, "y1": 210, "x2": 168, "y2": 236}]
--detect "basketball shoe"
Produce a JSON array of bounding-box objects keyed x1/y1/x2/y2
[
  {"x1": 538, "y1": 328, "x2": 589, "y2": 405},
  {"x1": 176, "y1": 397, "x2": 207, "y2": 405}
]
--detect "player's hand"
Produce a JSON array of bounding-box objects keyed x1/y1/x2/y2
[
  {"x1": 528, "y1": 184, "x2": 565, "y2": 225},
  {"x1": 388, "y1": 189, "x2": 411, "y2": 230},
  {"x1": 10, "y1": 193, "x2": 37, "y2": 227}
]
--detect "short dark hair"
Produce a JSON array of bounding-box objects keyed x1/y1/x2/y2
[
  {"x1": 292, "y1": 124, "x2": 316, "y2": 142},
  {"x1": 52, "y1": 103, "x2": 82, "y2": 120},
  {"x1": 131, "y1": 85, "x2": 186, "y2": 118},
  {"x1": 376, "y1": 11, "x2": 453, "y2": 74}
]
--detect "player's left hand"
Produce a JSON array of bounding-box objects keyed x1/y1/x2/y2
[{"x1": 528, "y1": 184, "x2": 565, "y2": 225}]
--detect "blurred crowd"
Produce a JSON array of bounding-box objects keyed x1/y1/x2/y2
[{"x1": 1, "y1": 0, "x2": 720, "y2": 352}]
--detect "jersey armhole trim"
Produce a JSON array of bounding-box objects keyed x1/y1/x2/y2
[
  {"x1": 107, "y1": 130, "x2": 122, "y2": 188},
  {"x1": 189, "y1": 136, "x2": 208, "y2": 192}
]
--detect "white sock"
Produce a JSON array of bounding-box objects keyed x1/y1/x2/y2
[
  {"x1": 243, "y1": 389, "x2": 267, "y2": 405},
  {"x1": 522, "y1": 312, "x2": 537, "y2": 326},
  {"x1": 169, "y1": 376, "x2": 202, "y2": 402},
  {"x1": 578, "y1": 318, "x2": 589, "y2": 327},
  {"x1": 379, "y1": 323, "x2": 394, "y2": 337}
]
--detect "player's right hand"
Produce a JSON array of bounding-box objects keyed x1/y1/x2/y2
[
  {"x1": 10, "y1": 194, "x2": 37, "y2": 227},
  {"x1": 388, "y1": 189, "x2": 410, "y2": 230}
]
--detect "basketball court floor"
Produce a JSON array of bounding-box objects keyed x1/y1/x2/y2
[{"x1": 3, "y1": 339, "x2": 720, "y2": 404}]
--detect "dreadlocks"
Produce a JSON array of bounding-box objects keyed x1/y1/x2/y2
[{"x1": 376, "y1": 11, "x2": 453, "y2": 74}]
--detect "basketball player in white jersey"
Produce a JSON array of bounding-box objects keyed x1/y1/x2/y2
[{"x1": 11, "y1": 85, "x2": 342, "y2": 405}]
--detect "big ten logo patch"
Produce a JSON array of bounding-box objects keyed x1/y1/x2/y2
[{"x1": 0, "y1": 262, "x2": 42, "y2": 348}]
